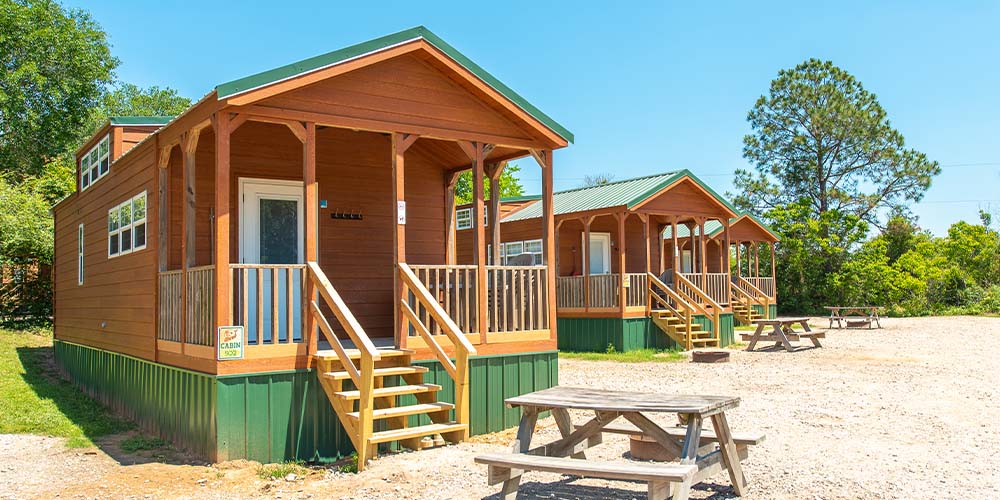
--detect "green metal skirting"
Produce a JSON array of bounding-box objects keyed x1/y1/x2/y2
[
  {"x1": 751, "y1": 304, "x2": 778, "y2": 320},
  {"x1": 557, "y1": 314, "x2": 734, "y2": 352},
  {"x1": 53, "y1": 340, "x2": 557, "y2": 463}
]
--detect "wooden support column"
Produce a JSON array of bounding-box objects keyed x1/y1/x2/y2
[
  {"x1": 754, "y1": 242, "x2": 760, "y2": 278},
  {"x1": 392, "y1": 133, "x2": 418, "y2": 345},
  {"x1": 671, "y1": 216, "x2": 680, "y2": 273},
  {"x1": 582, "y1": 216, "x2": 593, "y2": 311},
  {"x1": 472, "y1": 143, "x2": 488, "y2": 342},
  {"x1": 179, "y1": 130, "x2": 199, "y2": 349},
  {"x1": 444, "y1": 171, "x2": 460, "y2": 265},
  {"x1": 723, "y1": 220, "x2": 731, "y2": 276},
  {"x1": 487, "y1": 161, "x2": 506, "y2": 265},
  {"x1": 640, "y1": 214, "x2": 651, "y2": 275},
  {"x1": 735, "y1": 241, "x2": 742, "y2": 277},
  {"x1": 616, "y1": 212, "x2": 627, "y2": 314},
  {"x1": 157, "y1": 144, "x2": 170, "y2": 273},
  {"x1": 699, "y1": 219, "x2": 707, "y2": 282},
  {"x1": 770, "y1": 242, "x2": 776, "y2": 279},
  {"x1": 303, "y1": 122, "x2": 317, "y2": 356},
  {"x1": 212, "y1": 113, "x2": 231, "y2": 335},
  {"x1": 538, "y1": 150, "x2": 557, "y2": 336}
]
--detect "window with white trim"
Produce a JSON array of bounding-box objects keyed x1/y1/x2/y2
[
  {"x1": 77, "y1": 224, "x2": 84, "y2": 285},
  {"x1": 501, "y1": 239, "x2": 543, "y2": 265},
  {"x1": 80, "y1": 134, "x2": 110, "y2": 191},
  {"x1": 456, "y1": 206, "x2": 488, "y2": 230},
  {"x1": 108, "y1": 191, "x2": 147, "y2": 258}
]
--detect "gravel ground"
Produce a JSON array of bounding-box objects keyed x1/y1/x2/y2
[{"x1": 1, "y1": 316, "x2": 998, "y2": 499}]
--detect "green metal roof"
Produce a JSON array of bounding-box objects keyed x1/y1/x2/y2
[
  {"x1": 500, "y1": 194, "x2": 542, "y2": 202},
  {"x1": 503, "y1": 171, "x2": 685, "y2": 222},
  {"x1": 662, "y1": 213, "x2": 780, "y2": 241},
  {"x1": 109, "y1": 116, "x2": 175, "y2": 126},
  {"x1": 215, "y1": 26, "x2": 573, "y2": 143}
]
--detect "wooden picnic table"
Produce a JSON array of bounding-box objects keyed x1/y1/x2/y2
[
  {"x1": 744, "y1": 317, "x2": 825, "y2": 352},
  {"x1": 475, "y1": 386, "x2": 755, "y2": 500},
  {"x1": 824, "y1": 306, "x2": 883, "y2": 329}
]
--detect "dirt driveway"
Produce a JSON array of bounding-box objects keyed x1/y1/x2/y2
[{"x1": 2, "y1": 316, "x2": 998, "y2": 499}]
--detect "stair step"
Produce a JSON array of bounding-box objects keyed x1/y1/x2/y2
[
  {"x1": 368, "y1": 422, "x2": 468, "y2": 445},
  {"x1": 347, "y1": 402, "x2": 454, "y2": 421},
  {"x1": 315, "y1": 348, "x2": 414, "y2": 360},
  {"x1": 334, "y1": 383, "x2": 441, "y2": 400},
  {"x1": 323, "y1": 366, "x2": 428, "y2": 381}
]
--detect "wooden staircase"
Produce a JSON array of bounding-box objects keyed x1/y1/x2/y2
[
  {"x1": 650, "y1": 309, "x2": 719, "y2": 348},
  {"x1": 731, "y1": 300, "x2": 763, "y2": 326},
  {"x1": 305, "y1": 262, "x2": 475, "y2": 471},
  {"x1": 730, "y1": 279, "x2": 770, "y2": 326},
  {"x1": 646, "y1": 273, "x2": 720, "y2": 350}
]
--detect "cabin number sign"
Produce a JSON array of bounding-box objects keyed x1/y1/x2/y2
[{"x1": 217, "y1": 326, "x2": 245, "y2": 360}]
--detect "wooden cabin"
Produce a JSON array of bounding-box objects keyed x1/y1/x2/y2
[
  {"x1": 51, "y1": 27, "x2": 570, "y2": 469},
  {"x1": 662, "y1": 213, "x2": 779, "y2": 324},
  {"x1": 457, "y1": 171, "x2": 771, "y2": 351}
]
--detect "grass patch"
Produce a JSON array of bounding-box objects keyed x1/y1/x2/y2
[
  {"x1": 336, "y1": 452, "x2": 359, "y2": 473},
  {"x1": 559, "y1": 348, "x2": 686, "y2": 363},
  {"x1": 120, "y1": 435, "x2": 167, "y2": 452},
  {"x1": 0, "y1": 327, "x2": 132, "y2": 447},
  {"x1": 257, "y1": 460, "x2": 309, "y2": 480}
]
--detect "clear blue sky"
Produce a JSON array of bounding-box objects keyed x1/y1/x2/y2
[{"x1": 75, "y1": 0, "x2": 1000, "y2": 235}]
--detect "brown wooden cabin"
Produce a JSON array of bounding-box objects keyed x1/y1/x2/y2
[
  {"x1": 662, "y1": 213, "x2": 779, "y2": 323},
  {"x1": 456, "y1": 171, "x2": 759, "y2": 351},
  {"x1": 51, "y1": 27, "x2": 570, "y2": 468}
]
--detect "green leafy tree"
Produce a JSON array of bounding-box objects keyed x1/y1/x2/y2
[
  {"x1": 0, "y1": 179, "x2": 53, "y2": 264},
  {"x1": 86, "y1": 83, "x2": 191, "y2": 134},
  {"x1": 0, "y1": 0, "x2": 117, "y2": 182},
  {"x1": 582, "y1": 173, "x2": 615, "y2": 187},
  {"x1": 455, "y1": 163, "x2": 524, "y2": 204}
]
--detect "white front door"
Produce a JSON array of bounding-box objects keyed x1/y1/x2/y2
[
  {"x1": 239, "y1": 179, "x2": 305, "y2": 344},
  {"x1": 584, "y1": 232, "x2": 612, "y2": 275}
]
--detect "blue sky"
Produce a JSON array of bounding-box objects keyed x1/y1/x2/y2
[{"x1": 75, "y1": 1, "x2": 1000, "y2": 235}]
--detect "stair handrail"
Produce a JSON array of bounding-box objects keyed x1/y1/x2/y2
[
  {"x1": 730, "y1": 280, "x2": 767, "y2": 313},
  {"x1": 306, "y1": 261, "x2": 381, "y2": 388},
  {"x1": 647, "y1": 273, "x2": 695, "y2": 350},
  {"x1": 736, "y1": 276, "x2": 771, "y2": 316},
  {"x1": 398, "y1": 263, "x2": 476, "y2": 430},
  {"x1": 674, "y1": 272, "x2": 723, "y2": 344}
]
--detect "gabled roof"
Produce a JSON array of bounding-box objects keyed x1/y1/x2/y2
[
  {"x1": 662, "y1": 213, "x2": 780, "y2": 241},
  {"x1": 215, "y1": 26, "x2": 573, "y2": 144},
  {"x1": 503, "y1": 170, "x2": 739, "y2": 223}
]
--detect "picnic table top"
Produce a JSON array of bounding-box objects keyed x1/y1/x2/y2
[
  {"x1": 751, "y1": 317, "x2": 810, "y2": 324},
  {"x1": 823, "y1": 306, "x2": 884, "y2": 310},
  {"x1": 505, "y1": 386, "x2": 739, "y2": 415}
]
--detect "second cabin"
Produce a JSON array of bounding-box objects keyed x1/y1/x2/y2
[{"x1": 457, "y1": 171, "x2": 780, "y2": 352}]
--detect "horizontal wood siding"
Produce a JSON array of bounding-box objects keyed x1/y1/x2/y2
[{"x1": 53, "y1": 141, "x2": 158, "y2": 360}]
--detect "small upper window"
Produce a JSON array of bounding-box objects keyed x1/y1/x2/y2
[
  {"x1": 77, "y1": 224, "x2": 85, "y2": 285},
  {"x1": 80, "y1": 134, "x2": 110, "y2": 191},
  {"x1": 108, "y1": 191, "x2": 147, "y2": 258},
  {"x1": 456, "y1": 208, "x2": 472, "y2": 230}
]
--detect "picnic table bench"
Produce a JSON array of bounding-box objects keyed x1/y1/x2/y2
[
  {"x1": 475, "y1": 386, "x2": 760, "y2": 500},
  {"x1": 743, "y1": 317, "x2": 825, "y2": 352},
  {"x1": 824, "y1": 306, "x2": 883, "y2": 329}
]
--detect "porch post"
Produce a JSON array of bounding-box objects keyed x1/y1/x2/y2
[
  {"x1": 582, "y1": 216, "x2": 592, "y2": 310},
  {"x1": 180, "y1": 129, "x2": 198, "y2": 349},
  {"x1": 392, "y1": 133, "x2": 418, "y2": 346},
  {"x1": 212, "y1": 113, "x2": 232, "y2": 335},
  {"x1": 688, "y1": 222, "x2": 697, "y2": 274},
  {"x1": 671, "y1": 216, "x2": 680, "y2": 273},
  {"x1": 754, "y1": 242, "x2": 760, "y2": 278},
  {"x1": 770, "y1": 242, "x2": 776, "y2": 279},
  {"x1": 445, "y1": 171, "x2": 460, "y2": 265},
  {"x1": 157, "y1": 144, "x2": 170, "y2": 273},
  {"x1": 472, "y1": 143, "x2": 488, "y2": 342},
  {"x1": 303, "y1": 122, "x2": 317, "y2": 356},
  {"x1": 617, "y1": 212, "x2": 627, "y2": 314},
  {"x1": 699, "y1": 218, "x2": 707, "y2": 282},
  {"x1": 539, "y1": 151, "x2": 557, "y2": 335},
  {"x1": 736, "y1": 240, "x2": 742, "y2": 277},
  {"x1": 641, "y1": 214, "x2": 651, "y2": 275},
  {"x1": 488, "y1": 161, "x2": 506, "y2": 265},
  {"x1": 723, "y1": 220, "x2": 731, "y2": 276}
]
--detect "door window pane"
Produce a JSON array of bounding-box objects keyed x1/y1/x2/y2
[
  {"x1": 259, "y1": 198, "x2": 298, "y2": 264},
  {"x1": 589, "y1": 236, "x2": 609, "y2": 274}
]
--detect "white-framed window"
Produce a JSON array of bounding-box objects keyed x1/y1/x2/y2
[
  {"x1": 77, "y1": 224, "x2": 85, "y2": 285},
  {"x1": 501, "y1": 239, "x2": 543, "y2": 265},
  {"x1": 80, "y1": 134, "x2": 110, "y2": 191},
  {"x1": 456, "y1": 207, "x2": 472, "y2": 230},
  {"x1": 456, "y1": 206, "x2": 489, "y2": 231},
  {"x1": 108, "y1": 191, "x2": 147, "y2": 258}
]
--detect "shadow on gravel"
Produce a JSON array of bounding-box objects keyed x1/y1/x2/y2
[{"x1": 483, "y1": 477, "x2": 737, "y2": 499}]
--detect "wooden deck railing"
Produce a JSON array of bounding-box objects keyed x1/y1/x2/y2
[
  {"x1": 731, "y1": 280, "x2": 768, "y2": 314},
  {"x1": 674, "y1": 272, "x2": 722, "y2": 342},
  {"x1": 744, "y1": 276, "x2": 775, "y2": 298},
  {"x1": 678, "y1": 273, "x2": 730, "y2": 306},
  {"x1": 231, "y1": 264, "x2": 306, "y2": 345},
  {"x1": 487, "y1": 265, "x2": 548, "y2": 333},
  {"x1": 588, "y1": 274, "x2": 619, "y2": 309},
  {"x1": 624, "y1": 273, "x2": 648, "y2": 308},
  {"x1": 399, "y1": 263, "x2": 475, "y2": 433},
  {"x1": 157, "y1": 270, "x2": 183, "y2": 342},
  {"x1": 185, "y1": 265, "x2": 215, "y2": 346},
  {"x1": 556, "y1": 276, "x2": 585, "y2": 308},
  {"x1": 647, "y1": 273, "x2": 696, "y2": 350},
  {"x1": 409, "y1": 265, "x2": 477, "y2": 335}
]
